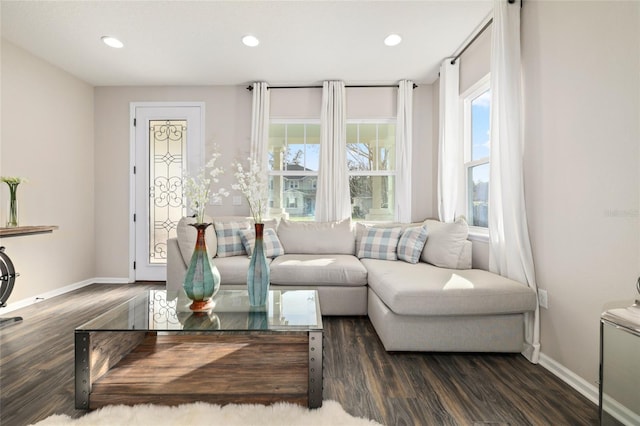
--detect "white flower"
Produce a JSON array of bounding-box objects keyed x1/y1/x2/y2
[
  {"x1": 1, "y1": 176, "x2": 28, "y2": 186},
  {"x1": 183, "y1": 146, "x2": 229, "y2": 223},
  {"x1": 231, "y1": 158, "x2": 268, "y2": 223}
]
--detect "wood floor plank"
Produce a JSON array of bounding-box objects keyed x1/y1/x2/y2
[{"x1": 0, "y1": 283, "x2": 600, "y2": 426}]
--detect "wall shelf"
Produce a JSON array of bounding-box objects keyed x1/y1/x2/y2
[{"x1": 0, "y1": 226, "x2": 59, "y2": 238}]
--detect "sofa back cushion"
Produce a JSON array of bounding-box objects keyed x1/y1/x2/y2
[
  {"x1": 277, "y1": 218, "x2": 354, "y2": 254},
  {"x1": 421, "y1": 217, "x2": 471, "y2": 269}
]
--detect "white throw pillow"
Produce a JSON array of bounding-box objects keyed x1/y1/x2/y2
[
  {"x1": 277, "y1": 218, "x2": 354, "y2": 254},
  {"x1": 397, "y1": 226, "x2": 428, "y2": 264},
  {"x1": 214, "y1": 220, "x2": 251, "y2": 257},
  {"x1": 357, "y1": 226, "x2": 402, "y2": 260},
  {"x1": 238, "y1": 227, "x2": 285, "y2": 258},
  {"x1": 421, "y1": 217, "x2": 470, "y2": 269},
  {"x1": 176, "y1": 216, "x2": 217, "y2": 265}
]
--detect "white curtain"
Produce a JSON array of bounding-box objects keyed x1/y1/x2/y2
[
  {"x1": 395, "y1": 80, "x2": 413, "y2": 223},
  {"x1": 437, "y1": 59, "x2": 461, "y2": 223},
  {"x1": 316, "y1": 81, "x2": 350, "y2": 222},
  {"x1": 488, "y1": 0, "x2": 540, "y2": 363},
  {"x1": 250, "y1": 82, "x2": 270, "y2": 173}
]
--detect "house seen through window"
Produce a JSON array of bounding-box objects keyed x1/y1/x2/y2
[{"x1": 268, "y1": 121, "x2": 320, "y2": 221}]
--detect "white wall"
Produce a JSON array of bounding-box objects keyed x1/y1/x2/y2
[
  {"x1": 522, "y1": 0, "x2": 640, "y2": 387},
  {"x1": 0, "y1": 40, "x2": 95, "y2": 303},
  {"x1": 412, "y1": 84, "x2": 436, "y2": 220},
  {"x1": 459, "y1": 26, "x2": 491, "y2": 94}
]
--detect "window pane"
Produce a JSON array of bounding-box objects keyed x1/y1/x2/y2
[
  {"x1": 347, "y1": 141, "x2": 373, "y2": 171},
  {"x1": 269, "y1": 175, "x2": 316, "y2": 221},
  {"x1": 471, "y1": 89, "x2": 491, "y2": 161},
  {"x1": 305, "y1": 125, "x2": 320, "y2": 171},
  {"x1": 268, "y1": 124, "x2": 285, "y2": 171},
  {"x1": 268, "y1": 123, "x2": 320, "y2": 172},
  {"x1": 350, "y1": 175, "x2": 395, "y2": 221},
  {"x1": 284, "y1": 124, "x2": 305, "y2": 171},
  {"x1": 346, "y1": 123, "x2": 396, "y2": 172},
  {"x1": 468, "y1": 163, "x2": 489, "y2": 227}
]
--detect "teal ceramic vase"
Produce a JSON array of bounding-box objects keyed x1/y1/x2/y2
[
  {"x1": 183, "y1": 223, "x2": 220, "y2": 312},
  {"x1": 248, "y1": 307, "x2": 268, "y2": 329},
  {"x1": 247, "y1": 223, "x2": 270, "y2": 306}
]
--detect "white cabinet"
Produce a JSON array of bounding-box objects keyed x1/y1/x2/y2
[{"x1": 599, "y1": 301, "x2": 640, "y2": 425}]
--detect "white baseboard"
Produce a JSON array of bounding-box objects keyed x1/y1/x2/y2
[
  {"x1": 539, "y1": 352, "x2": 599, "y2": 405},
  {"x1": 540, "y1": 352, "x2": 640, "y2": 425},
  {"x1": 0, "y1": 277, "x2": 132, "y2": 314},
  {"x1": 602, "y1": 394, "x2": 640, "y2": 425}
]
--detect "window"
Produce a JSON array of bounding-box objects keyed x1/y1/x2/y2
[
  {"x1": 268, "y1": 119, "x2": 397, "y2": 222},
  {"x1": 462, "y1": 76, "x2": 491, "y2": 228},
  {"x1": 346, "y1": 121, "x2": 396, "y2": 221},
  {"x1": 268, "y1": 121, "x2": 320, "y2": 220}
]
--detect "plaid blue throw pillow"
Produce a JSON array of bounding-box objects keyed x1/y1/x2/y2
[
  {"x1": 397, "y1": 226, "x2": 428, "y2": 264},
  {"x1": 214, "y1": 221, "x2": 250, "y2": 257},
  {"x1": 357, "y1": 227, "x2": 402, "y2": 260},
  {"x1": 238, "y1": 228, "x2": 285, "y2": 258}
]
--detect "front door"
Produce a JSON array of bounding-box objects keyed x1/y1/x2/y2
[{"x1": 132, "y1": 103, "x2": 204, "y2": 281}]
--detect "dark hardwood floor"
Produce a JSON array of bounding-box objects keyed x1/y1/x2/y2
[{"x1": 0, "y1": 283, "x2": 598, "y2": 426}]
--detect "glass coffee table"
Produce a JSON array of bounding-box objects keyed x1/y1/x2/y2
[{"x1": 75, "y1": 289, "x2": 323, "y2": 410}]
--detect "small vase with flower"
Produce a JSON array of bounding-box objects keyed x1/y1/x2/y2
[{"x1": 2, "y1": 176, "x2": 27, "y2": 228}]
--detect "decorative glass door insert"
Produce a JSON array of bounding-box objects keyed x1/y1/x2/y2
[
  {"x1": 133, "y1": 103, "x2": 203, "y2": 281},
  {"x1": 148, "y1": 120, "x2": 187, "y2": 264}
]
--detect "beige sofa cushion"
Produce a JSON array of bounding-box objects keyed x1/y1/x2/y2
[
  {"x1": 270, "y1": 254, "x2": 367, "y2": 286},
  {"x1": 277, "y1": 218, "x2": 354, "y2": 254},
  {"x1": 212, "y1": 255, "x2": 255, "y2": 285},
  {"x1": 363, "y1": 259, "x2": 537, "y2": 316},
  {"x1": 421, "y1": 217, "x2": 471, "y2": 269}
]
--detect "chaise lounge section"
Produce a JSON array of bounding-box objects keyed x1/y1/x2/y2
[{"x1": 166, "y1": 216, "x2": 538, "y2": 353}]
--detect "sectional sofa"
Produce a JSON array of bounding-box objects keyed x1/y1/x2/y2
[{"x1": 166, "y1": 216, "x2": 538, "y2": 352}]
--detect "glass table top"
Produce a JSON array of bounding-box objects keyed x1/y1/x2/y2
[{"x1": 77, "y1": 289, "x2": 323, "y2": 332}]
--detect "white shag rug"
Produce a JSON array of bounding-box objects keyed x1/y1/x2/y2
[{"x1": 31, "y1": 400, "x2": 382, "y2": 426}]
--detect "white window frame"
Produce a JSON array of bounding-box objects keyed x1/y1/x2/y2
[
  {"x1": 460, "y1": 74, "x2": 491, "y2": 233},
  {"x1": 346, "y1": 118, "x2": 397, "y2": 222},
  {"x1": 268, "y1": 119, "x2": 321, "y2": 219}
]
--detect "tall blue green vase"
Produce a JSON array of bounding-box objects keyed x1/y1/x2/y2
[
  {"x1": 183, "y1": 223, "x2": 220, "y2": 312},
  {"x1": 247, "y1": 223, "x2": 270, "y2": 306}
]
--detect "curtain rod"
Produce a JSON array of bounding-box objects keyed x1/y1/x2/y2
[
  {"x1": 451, "y1": 18, "x2": 493, "y2": 65},
  {"x1": 450, "y1": 0, "x2": 519, "y2": 65},
  {"x1": 246, "y1": 83, "x2": 418, "y2": 91}
]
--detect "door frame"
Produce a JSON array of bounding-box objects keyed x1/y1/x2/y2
[{"x1": 129, "y1": 101, "x2": 205, "y2": 282}]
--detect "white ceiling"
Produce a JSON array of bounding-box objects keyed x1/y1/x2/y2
[{"x1": 1, "y1": 1, "x2": 493, "y2": 87}]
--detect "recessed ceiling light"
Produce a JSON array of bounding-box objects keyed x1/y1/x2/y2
[
  {"x1": 384, "y1": 33, "x2": 402, "y2": 47},
  {"x1": 101, "y1": 36, "x2": 124, "y2": 49},
  {"x1": 242, "y1": 35, "x2": 260, "y2": 47}
]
